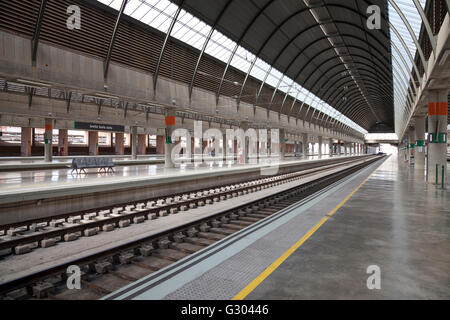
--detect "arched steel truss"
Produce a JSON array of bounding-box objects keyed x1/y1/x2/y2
[{"x1": 31, "y1": 0, "x2": 439, "y2": 140}]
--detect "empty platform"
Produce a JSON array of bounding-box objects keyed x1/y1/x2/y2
[{"x1": 105, "y1": 154, "x2": 449, "y2": 300}]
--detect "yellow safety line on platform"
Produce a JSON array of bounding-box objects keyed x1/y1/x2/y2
[{"x1": 232, "y1": 170, "x2": 375, "y2": 300}]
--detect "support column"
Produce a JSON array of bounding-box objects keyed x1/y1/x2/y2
[
  {"x1": 427, "y1": 91, "x2": 448, "y2": 185},
  {"x1": 318, "y1": 136, "x2": 323, "y2": 157},
  {"x1": 115, "y1": 132, "x2": 124, "y2": 155},
  {"x1": 58, "y1": 129, "x2": 68, "y2": 156},
  {"x1": 138, "y1": 134, "x2": 147, "y2": 155},
  {"x1": 280, "y1": 128, "x2": 286, "y2": 160},
  {"x1": 165, "y1": 110, "x2": 176, "y2": 168},
  {"x1": 156, "y1": 135, "x2": 165, "y2": 155},
  {"x1": 408, "y1": 129, "x2": 415, "y2": 166},
  {"x1": 302, "y1": 133, "x2": 307, "y2": 157},
  {"x1": 241, "y1": 121, "x2": 249, "y2": 164},
  {"x1": 44, "y1": 119, "x2": 53, "y2": 162},
  {"x1": 337, "y1": 141, "x2": 342, "y2": 156},
  {"x1": 414, "y1": 116, "x2": 426, "y2": 170},
  {"x1": 130, "y1": 127, "x2": 137, "y2": 160},
  {"x1": 223, "y1": 132, "x2": 227, "y2": 162},
  {"x1": 88, "y1": 131, "x2": 99, "y2": 156},
  {"x1": 21, "y1": 127, "x2": 32, "y2": 157}
]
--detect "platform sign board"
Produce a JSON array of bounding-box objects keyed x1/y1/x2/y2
[
  {"x1": 74, "y1": 122, "x2": 124, "y2": 133},
  {"x1": 307, "y1": 134, "x2": 318, "y2": 143}
]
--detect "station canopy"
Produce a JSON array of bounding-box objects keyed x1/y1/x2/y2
[{"x1": 99, "y1": 0, "x2": 431, "y2": 137}]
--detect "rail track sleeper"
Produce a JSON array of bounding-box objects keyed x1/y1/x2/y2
[
  {"x1": 32, "y1": 281, "x2": 55, "y2": 299},
  {"x1": 229, "y1": 220, "x2": 253, "y2": 226},
  {"x1": 220, "y1": 216, "x2": 230, "y2": 224},
  {"x1": 239, "y1": 217, "x2": 260, "y2": 223},
  {"x1": 170, "y1": 242, "x2": 204, "y2": 254},
  {"x1": 81, "y1": 279, "x2": 111, "y2": 295},
  {"x1": 14, "y1": 244, "x2": 33, "y2": 255},
  {"x1": 197, "y1": 232, "x2": 226, "y2": 241},
  {"x1": 64, "y1": 233, "x2": 79, "y2": 242},
  {"x1": 40, "y1": 238, "x2": 58, "y2": 248},
  {"x1": 184, "y1": 237, "x2": 214, "y2": 246},
  {"x1": 138, "y1": 244, "x2": 155, "y2": 257},
  {"x1": 133, "y1": 216, "x2": 145, "y2": 224},
  {"x1": 152, "y1": 249, "x2": 188, "y2": 261},
  {"x1": 186, "y1": 228, "x2": 199, "y2": 237},
  {"x1": 115, "y1": 252, "x2": 134, "y2": 265},
  {"x1": 84, "y1": 228, "x2": 99, "y2": 237},
  {"x1": 172, "y1": 233, "x2": 186, "y2": 243},
  {"x1": 209, "y1": 228, "x2": 235, "y2": 236},
  {"x1": 211, "y1": 220, "x2": 222, "y2": 228},
  {"x1": 110, "y1": 271, "x2": 138, "y2": 282},
  {"x1": 220, "y1": 224, "x2": 244, "y2": 230},
  {"x1": 94, "y1": 261, "x2": 113, "y2": 274},
  {"x1": 157, "y1": 239, "x2": 171, "y2": 249}
]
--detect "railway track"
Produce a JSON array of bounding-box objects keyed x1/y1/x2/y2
[
  {"x1": 0, "y1": 155, "x2": 384, "y2": 300},
  {"x1": 0, "y1": 157, "x2": 369, "y2": 255}
]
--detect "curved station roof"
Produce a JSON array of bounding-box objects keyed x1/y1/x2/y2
[{"x1": 0, "y1": 0, "x2": 447, "y2": 140}]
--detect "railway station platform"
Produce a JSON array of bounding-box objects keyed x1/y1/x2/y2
[
  {"x1": 0, "y1": 154, "x2": 362, "y2": 225},
  {"x1": 104, "y1": 154, "x2": 449, "y2": 300},
  {"x1": 0, "y1": 155, "x2": 164, "y2": 172}
]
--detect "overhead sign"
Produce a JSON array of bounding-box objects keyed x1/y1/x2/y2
[{"x1": 74, "y1": 121, "x2": 124, "y2": 132}]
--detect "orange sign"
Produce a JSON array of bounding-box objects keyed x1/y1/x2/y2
[
  {"x1": 428, "y1": 102, "x2": 447, "y2": 116},
  {"x1": 165, "y1": 116, "x2": 176, "y2": 126},
  {"x1": 45, "y1": 124, "x2": 52, "y2": 131}
]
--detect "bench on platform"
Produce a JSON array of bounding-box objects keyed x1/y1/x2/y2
[{"x1": 71, "y1": 157, "x2": 115, "y2": 174}]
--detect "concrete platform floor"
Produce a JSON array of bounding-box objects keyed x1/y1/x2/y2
[
  {"x1": 246, "y1": 154, "x2": 450, "y2": 299},
  {"x1": 0, "y1": 154, "x2": 337, "y2": 195},
  {"x1": 0, "y1": 155, "x2": 164, "y2": 172}
]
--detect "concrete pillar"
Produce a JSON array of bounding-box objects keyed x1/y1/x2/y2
[
  {"x1": 115, "y1": 132, "x2": 124, "y2": 155},
  {"x1": 280, "y1": 128, "x2": 286, "y2": 160},
  {"x1": 337, "y1": 141, "x2": 342, "y2": 155},
  {"x1": 130, "y1": 127, "x2": 137, "y2": 160},
  {"x1": 318, "y1": 136, "x2": 323, "y2": 157},
  {"x1": 302, "y1": 133, "x2": 307, "y2": 156},
  {"x1": 165, "y1": 110, "x2": 176, "y2": 168},
  {"x1": 138, "y1": 134, "x2": 147, "y2": 155},
  {"x1": 408, "y1": 129, "x2": 415, "y2": 166},
  {"x1": 414, "y1": 116, "x2": 426, "y2": 170},
  {"x1": 21, "y1": 127, "x2": 32, "y2": 157},
  {"x1": 223, "y1": 133, "x2": 227, "y2": 161},
  {"x1": 156, "y1": 135, "x2": 165, "y2": 154},
  {"x1": 44, "y1": 118, "x2": 53, "y2": 162},
  {"x1": 427, "y1": 90, "x2": 448, "y2": 185},
  {"x1": 58, "y1": 129, "x2": 69, "y2": 156},
  {"x1": 241, "y1": 121, "x2": 249, "y2": 164},
  {"x1": 88, "y1": 131, "x2": 99, "y2": 156}
]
